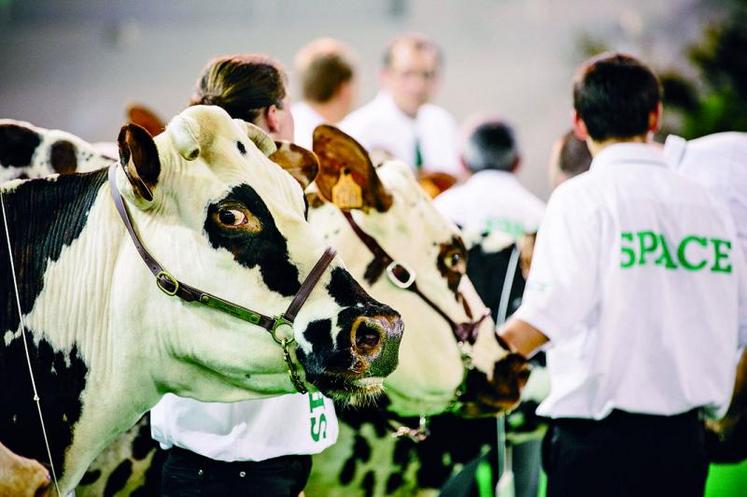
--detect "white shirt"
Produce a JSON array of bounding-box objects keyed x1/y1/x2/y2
[
  {"x1": 291, "y1": 101, "x2": 326, "y2": 150},
  {"x1": 341, "y1": 91, "x2": 460, "y2": 174},
  {"x1": 433, "y1": 170, "x2": 545, "y2": 240},
  {"x1": 514, "y1": 143, "x2": 747, "y2": 420},
  {"x1": 150, "y1": 392, "x2": 338, "y2": 462},
  {"x1": 664, "y1": 132, "x2": 747, "y2": 260}
]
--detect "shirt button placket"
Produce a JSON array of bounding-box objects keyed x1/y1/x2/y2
[{"x1": 239, "y1": 470, "x2": 247, "y2": 478}]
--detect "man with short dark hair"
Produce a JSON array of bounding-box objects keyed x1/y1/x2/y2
[
  {"x1": 292, "y1": 38, "x2": 357, "y2": 148},
  {"x1": 435, "y1": 119, "x2": 544, "y2": 241},
  {"x1": 497, "y1": 53, "x2": 747, "y2": 497},
  {"x1": 342, "y1": 33, "x2": 460, "y2": 174}
]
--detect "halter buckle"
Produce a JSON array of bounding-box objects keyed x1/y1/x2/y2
[
  {"x1": 156, "y1": 271, "x2": 179, "y2": 296},
  {"x1": 386, "y1": 261, "x2": 416, "y2": 289}
]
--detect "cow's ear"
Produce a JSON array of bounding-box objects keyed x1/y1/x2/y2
[
  {"x1": 312, "y1": 125, "x2": 393, "y2": 212},
  {"x1": 117, "y1": 123, "x2": 160, "y2": 202},
  {"x1": 126, "y1": 103, "x2": 166, "y2": 137},
  {"x1": 269, "y1": 141, "x2": 319, "y2": 190}
]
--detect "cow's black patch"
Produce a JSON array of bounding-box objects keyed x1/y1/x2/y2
[
  {"x1": 0, "y1": 337, "x2": 88, "y2": 478},
  {"x1": 326, "y1": 266, "x2": 375, "y2": 308},
  {"x1": 131, "y1": 414, "x2": 159, "y2": 460},
  {"x1": 339, "y1": 452, "x2": 357, "y2": 485},
  {"x1": 466, "y1": 241, "x2": 525, "y2": 322},
  {"x1": 386, "y1": 471, "x2": 404, "y2": 494},
  {"x1": 80, "y1": 469, "x2": 101, "y2": 485},
  {"x1": 361, "y1": 470, "x2": 375, "y2": 497},
  {"x1": 303, "y1": 319, "x2": 333, "y2": 355},
  {"x1": 103, "y1": 459, "x2": 132, "y2": 497},
  {"x1": 1, "y1": 169, "x2": 106, "y2": 475},
  {"x1": 50, "y1": 140, "x2": 78, "y2": 175},
  {"x1": 204, "y1": 184, "x2": 301, "y2": 296},
  {"x1": 0, "y1": 123, "x2": 40, "y2": 168},
  {"x1": 353, "y1": 434, "x2": 371, "y2": 463},
  {"x1": 236, "y1": 141, "x2": 247, "y2": 155}
]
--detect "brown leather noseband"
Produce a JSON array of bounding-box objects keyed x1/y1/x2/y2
[{"x1": 109, "y1": 164, "x2": 337, "y2": 393}]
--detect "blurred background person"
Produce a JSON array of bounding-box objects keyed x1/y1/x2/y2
[
  {"x1": 435, "y1": 118, "x2": 544, "y2": 241},
  {"x1": 342, "y1": 33, "x2": 461, "y2": 175},
  {"x1": 292, "y1": 37, "x2": 358, "y2": 148},
  {"x1": 548, "y1": 129, "x2": 592, "y2": 189}
]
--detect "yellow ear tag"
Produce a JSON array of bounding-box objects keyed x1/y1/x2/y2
[{"x1": 331, "y1": 168, "x2": 363, "y2": 209}]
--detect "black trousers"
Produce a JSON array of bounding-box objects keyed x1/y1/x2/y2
[
  {"x1": 542, "y1": 409, "x2": 708, "y2": 497},
  {"x1": 161, "y1": 446, "x2": 312, "y2": 497}
]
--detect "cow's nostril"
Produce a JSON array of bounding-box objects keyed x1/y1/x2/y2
[{"x1": 352, "y1": 317, "x2": 384, "y2": 355}]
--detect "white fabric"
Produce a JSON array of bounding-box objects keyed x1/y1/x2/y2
[
  {"x1": 433, "y1": 170, "x2": 545, "y2": 240},
  {"x1": 340, "y1": 91, "x2": 460, "y2": 174},
  {"x1": 291, "y1": 101, "x2": 326, "y2": 149},
  {"x1": 151, "y1": 392, "x2": 338, "y2": 461},
  {"x1": 664, "y1": 132, "x2": 747, "y2": 261},
  {"x1": 514, "y1": 142, "x2": 747, "y2": 420}
]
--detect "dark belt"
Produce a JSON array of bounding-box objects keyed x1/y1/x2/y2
[
  {"x1": 167, "y1": 446, "x2": 310, "y2": 474},
  {"x1": 553, "y1": 408, "x2": 701, "y2": 429}
]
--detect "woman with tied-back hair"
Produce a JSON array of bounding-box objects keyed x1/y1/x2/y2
[{"x1": 150, "y1": 53, "x2": 337, "y2": 497}]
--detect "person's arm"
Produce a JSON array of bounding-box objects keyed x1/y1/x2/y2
[{"x1": 499, "y1": 318, "x2": 549, "y2": 358}]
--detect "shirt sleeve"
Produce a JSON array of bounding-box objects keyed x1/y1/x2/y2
[{"x1": 513, "y1": 182, "x2": 601, "y2": 343}]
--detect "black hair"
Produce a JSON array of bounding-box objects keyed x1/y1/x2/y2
[
  {"x1": 463, "y1": 120, "x2": 518, "y2": 173},
  {"x1": 573, "y1": 53, "x2": 661, "y2": 141}
]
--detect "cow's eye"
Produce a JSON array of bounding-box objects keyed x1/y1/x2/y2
[
  {"x1": 219, "y1": 209, "x2": 246, "y2": 226},
  {"x1": 443, "y1": 250, "x2": 466, "y2": 273}
]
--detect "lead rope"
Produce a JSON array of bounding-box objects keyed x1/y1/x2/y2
[{"x1": 1, "y1": 191, "x2": 63, "y2": 497}]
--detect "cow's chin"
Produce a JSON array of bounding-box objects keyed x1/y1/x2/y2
[{"x1": 308, "y1": 373, "x2": 385, "y2": 407}]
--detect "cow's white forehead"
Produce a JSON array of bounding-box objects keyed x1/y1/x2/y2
[{"x1": 153, "y1": 106, "x2": 306, "y2": 217}]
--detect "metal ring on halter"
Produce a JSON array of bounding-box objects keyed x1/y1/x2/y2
[
  {"x1": 386, "y1": 261, "x2": 416, "y2": 289},
  {"x1": 271, "y1": 316, "x2": 295, "y2": 345}
]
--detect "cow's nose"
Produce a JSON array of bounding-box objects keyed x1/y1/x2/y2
[{"x1": 351, "y1": 316, "x2": 386, "y2": 356}]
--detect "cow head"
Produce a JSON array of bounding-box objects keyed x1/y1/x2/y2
[
  {"x1": 111, "y1": 106, "x2": 403, "y2": 404},
  {"x1": 0, "y1": 119, "x2": 114, "y2": 182},
  {"x1": 288, "y1": 125, "x2": 517, "y2": 416}
]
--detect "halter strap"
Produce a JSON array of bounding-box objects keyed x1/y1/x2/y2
[
  {"x1": 109, "y1": 164, "x2": 336, "y2": 392},
  {"x1": 341, "y1": 210, "x2": 486, "y2": 345}
]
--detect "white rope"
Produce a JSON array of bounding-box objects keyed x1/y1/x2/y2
[
  {"x1": 496, "y1": 245, "x2": 520, "y2": 327},
  {"x1": 1, "y1": 191, "x2": 63, "y2": 497}
]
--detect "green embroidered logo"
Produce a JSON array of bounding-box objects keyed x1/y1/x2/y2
[
  {"x1": 309, "y1": 391, "x2": 328, "y2": 442},
  {"x1": 620, "y1": 231, "x2": 732, "y2": 273}
]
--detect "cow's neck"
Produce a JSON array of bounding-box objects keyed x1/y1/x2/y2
[{"x1": 1, "y1": 170, "x2": 160, "y2": 492}]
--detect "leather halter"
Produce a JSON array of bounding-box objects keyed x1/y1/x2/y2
[
  {"x1": 109, "y1": 164, "x2": 337, "y2": 393},
  {"x1": 341, "y1": 210, "x2": 487, "y2": 345}
]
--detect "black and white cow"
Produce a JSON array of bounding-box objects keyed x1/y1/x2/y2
[
  {"x1": 0, "y1": 106, "x2": 403, "y2": 494},
  {"x1": 0, "y1": 119, "x2": 114, "y2": 182},
  {"x1": 4, "y1": 121, "x2": 526, "y2": 496}
]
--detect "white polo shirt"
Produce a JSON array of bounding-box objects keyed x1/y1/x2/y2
[
  {"x1": 291, "y1": 101, "x2": 326, "y2": 150},
  {"x1": 664, "y1": 132, "x2": 747, "y2": 259},
  {"x1": 433, "y1": 169, "x2": 545, "y2": 240},
  {"x1": 514, "y1": 142, "x2": 747, "y2": 420},
  {"x1": 341, "y1": 91, "x2": 461, "y2": 174},
  {"x1": 150, "y1": 392, "x2": 338, "y2": 462}
]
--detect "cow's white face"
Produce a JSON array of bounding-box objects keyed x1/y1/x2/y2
[
  {"x1": 305, "y1": 126, "x2": 509, "y2": 417},
  {"x1": 110, "y1": 106, "x2": 403, "y2": 405}
]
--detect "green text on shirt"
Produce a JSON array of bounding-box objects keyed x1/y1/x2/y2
[{"x1": 620, "y1": 231, "x2": 732, "y2": 273}]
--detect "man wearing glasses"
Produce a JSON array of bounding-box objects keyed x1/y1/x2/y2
[{"x1": 342, "y1": 33, "x2": 461, "y2": 175}]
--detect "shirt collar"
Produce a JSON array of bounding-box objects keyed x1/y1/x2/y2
[{"x1": 591, "y1": 142, "x2": 667, "y2": 171}]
